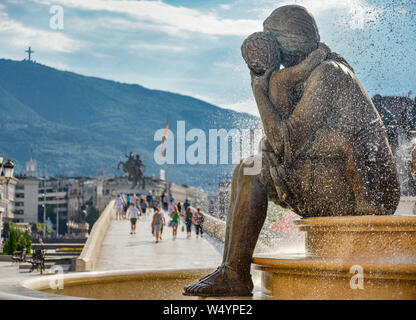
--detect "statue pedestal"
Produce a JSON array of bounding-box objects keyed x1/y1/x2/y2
[{"x1": 252, "y1": 216, "x2": 416, "y2": 299}]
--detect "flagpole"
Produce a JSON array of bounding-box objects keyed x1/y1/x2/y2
[
  {"x1": 161, "y1": 119, "x2": 169, "y2": 198},
  {"x1": 166, "y1": 150, "x2": 169, "y2": 197},
  {"x1": 166, "y1": 119, "x2": 169, "y2": 198}
]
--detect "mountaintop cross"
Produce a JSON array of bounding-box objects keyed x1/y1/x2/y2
[{"x1": 25, "y1": 46, "x2": 35, "y2": 61}]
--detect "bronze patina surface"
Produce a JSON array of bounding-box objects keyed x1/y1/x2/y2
[{"x1": 183, "y1": 5, "x2": 400, "y2": 297}]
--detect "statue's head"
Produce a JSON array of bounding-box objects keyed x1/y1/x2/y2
[
  {"x1": 241, "y1": 31, "x2": 281, "y2": 75},
  {"x1": 263, "y1": 5, "x2": 320, "y2": 67}
]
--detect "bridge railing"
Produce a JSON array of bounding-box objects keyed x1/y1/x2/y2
[
  {"x1": 76, "y1": 200, "x2": 115, "y2": 272},
  {"x1": 186, "y1": 206, "x2": 226, "y2": 242}
]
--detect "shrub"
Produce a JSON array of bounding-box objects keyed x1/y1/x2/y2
[
  {"x1": 3, "y1": 226, "x2": 32, "y2": 255},
  {"x1": 3, "y1": 228, "x2": 18, "y2": 255},
  {"x1": 1, "y1": 221, "x2": 10, "y2": 239}
]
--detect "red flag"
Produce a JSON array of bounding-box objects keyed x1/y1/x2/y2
[{"x1": 160, "y1": 120, "x2": 169, "y2": 160}]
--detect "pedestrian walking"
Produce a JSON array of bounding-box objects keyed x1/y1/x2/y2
[
  {"x1": 184, "y1": 199, "x2": 190, "y2": 212},
  {"x1": 146, "y1": 191, "x2": 153, "y2": 208},
  {"x1": 140, "y1": 198, "x2": 148, "y2": 217},
  {"x1": 160, "y1": 208, "x2": 166, "y2": 240},
  {"x1": 168, "y1": 201, "x2": 174, "y2": 215},
  {"x1": 122, "y1": 193, "x2": 128, "y2": 219},
  {"x1": 185, "y1": 206, "x2": 193, "y2": 239},
  {"x1": 131, "y1": 193, "x2": 138, "y2": 207},
  {"x1": 151, "y1": 207, "x2": 165, "y2": 243},
  {"x1": 115, "y1": 194, "x2": 124, "y2": 220},
  {"x1": 162, "y1": 193, "x2": 169, "y2": 211},
  {"x1": 127, "y1": 202, "x2": 140, "y2": 235},
  {"x1": 169, "y1": 205, "x2": 180, "y2": 240},
  {"x1": 193, "y1": 207, "x2": 205, "y2": 237}
]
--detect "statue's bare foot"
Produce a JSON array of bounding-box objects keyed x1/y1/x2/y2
[{"x1": 183, "y1": 265, "x2": 253, "y2": 297}]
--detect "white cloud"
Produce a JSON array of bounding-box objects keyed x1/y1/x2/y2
[
  {"x1": 223, "y1": 98, "x2": 259, "y2": 116},
  {"x1": 219, "y1": 4, "x2": 231, "y2": 10},
  {"x1": 130, "y1": 42, "x2": 186, "y2": 52},
  {"x1": 213, "y1": 61, "x2": 243, "y2": 72},
  {"x1": 31, "y1": 0, "x2": 262, "y2": 36},
  {"x1": 171, "y1": 91, "x2": 258, "y2": 116},
  {"x1": 0, "y1": 9, "x2": 84, "y2": 53},
  {"x1": 254, "y1": 0, "x2": 383, "y2": 29}
]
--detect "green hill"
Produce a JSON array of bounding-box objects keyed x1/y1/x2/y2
[{"x1": 0, "y1": 59, "x2": 258, "y2": 190}]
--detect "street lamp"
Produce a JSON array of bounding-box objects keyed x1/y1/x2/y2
[
  {"x1": 0, "y1": 158, "x2": 15, "y2": 184},
  {"x1": 0, "y1": 158, "x2": 15, "y2": 247}
]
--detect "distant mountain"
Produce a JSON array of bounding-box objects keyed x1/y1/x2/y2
[{"x1": 0, "y1": 59, "x2": 258, "y2": 190}]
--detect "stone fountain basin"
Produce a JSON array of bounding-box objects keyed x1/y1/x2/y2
[
  {"x1": 22, "y1": 268, "x2": 214, "y2": 300},
  {"x1": 253, "y1": 215, "x2": 416, "y2": 300}
]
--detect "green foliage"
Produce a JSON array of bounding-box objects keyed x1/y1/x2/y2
[
  {"x1": 3, "y1": 226, "x2": 32, "y2": 255},
  {"x1": 86, "y1": 206, "x2": 100, "y2": 232},
  {"x1": 1, "y1": 221, "x2": 10, "y2": 239},
  {"x1": 30, "y1": 222, "x2": 51, "y2": 236},
  {"x1": 30, "y1": 223, "x2": 38, "y2": 234},
  {"x1": 22, "y1": 231, "x2": 32, "y2": 253},
  {"x1": 3, "y1": 228, "x2": 17, "y2": 255}
]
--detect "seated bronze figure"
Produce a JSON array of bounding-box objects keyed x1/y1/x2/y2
[{"x1": 183, "y1": 4, "x2": 400, "y2": 297}]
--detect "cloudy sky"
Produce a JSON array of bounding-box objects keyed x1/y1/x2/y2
[{"x1": 0, "y1": 0, "x2": 415, "y2": 116}]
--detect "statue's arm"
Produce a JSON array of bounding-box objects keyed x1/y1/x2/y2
[
  {"x1": 285, "y1": 61, "x2": 338, "y2": 159},
  {"x1": 269, "y1": 43, "x2": 330, "y2": 93},
  {"x1": 251, "y1": 70, "x2": 284, "y2": 155}
]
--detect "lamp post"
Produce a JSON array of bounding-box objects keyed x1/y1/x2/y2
[
  {"x1": 0, "y1": 158, "x2": 15, "y2": 183},
  {"x1": 0, "y1": 158, "x2": 15, "y2": 247}
]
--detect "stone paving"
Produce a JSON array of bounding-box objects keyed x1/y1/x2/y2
[
  {"x1": 0, "y1": 261, "x2": 73, "y2": 299},
  {"x1": 96, "y1": 211, "x2": 222, "y2": 271}
]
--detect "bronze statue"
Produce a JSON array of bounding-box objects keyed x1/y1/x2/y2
[
  {"x1": 117, "y1": 152, "x2": 146, "y2": 189},
  {"x1": 183, "y1": 5, "x2": 400, "y2": 297}
]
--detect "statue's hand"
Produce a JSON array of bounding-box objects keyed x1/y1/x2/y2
[
  {"x1": 308, "y1": 42, "x2": 331, "y2": 67},
  {"x1": 251, "y1": 67, "x2": 274, "y2": 95},
  {"x1": 318, "y1": 42, "x2": 331, "y2": 57}
]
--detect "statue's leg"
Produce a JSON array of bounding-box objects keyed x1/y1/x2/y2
[
  {"x1": 316, "y1": 132, "x2": 380, "y2": 214},
  {"x1": 183, "y1": 156, "x2": 268, "y2": 297}
]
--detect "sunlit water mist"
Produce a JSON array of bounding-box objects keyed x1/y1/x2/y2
[
  {"x1": 395, "y1": 132, "x2": 413, "y2": 196},
  {"x1": 394, "y1": 131, "x2": 416, "y2": 216},
  {"x1": 217, "y1": 123, "x2": 416, "y2": 258}
]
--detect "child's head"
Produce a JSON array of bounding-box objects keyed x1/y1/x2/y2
[{"x1": 241, "y1": 31, "x2": 281, "y2": 75}]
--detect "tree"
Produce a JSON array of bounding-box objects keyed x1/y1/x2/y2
[
  {"x1": 86, "y1": 206, "x2": 100, "y2": 233},
  {"x1": 22, "y1": 230, "x2": 32, "y2": 253},
  {"x1": 1, "y1": 221, "x2": 10, "y2": 239},
  {"x1": 32, "y1": 222, "x2": 51, "y2": 237},
  {"x1": 30, "y1": 223, "x2": 39, "y2": 235},
  {"x1": 3, "y1": 228, "x2": 18, "y2": 255}
]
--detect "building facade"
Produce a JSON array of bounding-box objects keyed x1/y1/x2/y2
[{"x1": 14, "y1": 176, "x2": 40, "y2": 223}]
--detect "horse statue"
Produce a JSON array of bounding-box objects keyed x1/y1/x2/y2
[{"x1": 117, "y1": 152, "x2": 146, "y2": 189}]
